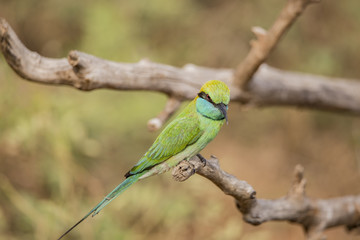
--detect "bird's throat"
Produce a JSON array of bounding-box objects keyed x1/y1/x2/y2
[{"x1": 196, "y1": 97, "x2": 225, "y2": 121}]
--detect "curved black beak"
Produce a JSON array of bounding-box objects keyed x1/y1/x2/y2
[{"x1": 216, "y1": 103, "x2": 228, "y2": 124}]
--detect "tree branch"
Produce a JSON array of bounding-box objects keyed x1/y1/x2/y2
[
  {"x1": 1, "y1": 0, "x2": 360, "y2": 238},
  {"x1": 234, "y1": 0, "x2": 320, "y2": 88},
  {"x1": 173, "y1": 156, "x2": 360, "y2": 240},
  {"x1": 147, "y1": 96, "x2": 182, "y2": 131},
  {"x1": 1, "y1": 18, "x2": 360, "y2": 119}
]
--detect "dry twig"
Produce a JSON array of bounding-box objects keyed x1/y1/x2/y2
[{"x1": 234, "y1": 0, "x2": 320, "y2": 88}]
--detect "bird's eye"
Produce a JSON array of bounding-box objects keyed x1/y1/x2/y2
[
  {"x1": 198, "y1": 92, "x2": 214, "y2": 103},
  {"x1": 205, "y1": 94, "x2": 214, "y2": 103}
]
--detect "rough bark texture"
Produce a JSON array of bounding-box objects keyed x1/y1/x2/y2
[
  {"x1": 1, "y1": 18, "x2": 360, "y2": 130},
  {"x1": 172, "y1": 157, "x2": 360, "y2": 240},
  {"x1": 234, "y1": 0, "x2": 320, "y2": 87},
  {"x1": 1, "y1": 0, "x2": 360, "y2": 239}
]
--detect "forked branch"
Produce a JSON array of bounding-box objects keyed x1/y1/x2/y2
[
  {"x1": 234, "y1": 0, "x2": 320, "y2": 88},
  {"x1": 1, "y1": 18, "x2": 360, "y2": 123},
  {"x1": 173, "y1": 156, "x2": 360, "y2": 240},
  {"x1": 1, "y1": 0, "x2": 360, "y2": 238}
]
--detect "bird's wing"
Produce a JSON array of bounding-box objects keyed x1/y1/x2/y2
[{"x1": 125, "y1": 114, "x2": 202, "y2": 177}]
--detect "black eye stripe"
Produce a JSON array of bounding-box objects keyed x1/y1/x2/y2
[
  {"x1": 197, "y1": 92, "x2": 206, "y2": 99},
  {"x1": 198, "y1": 91, "x2": 215, "y2": 104},
  {"x1": 198, "y1": 92, "x2": 228, "y2": 107},
  {"x1": 198, "y1": 91, "x2": 208, "y2": 100}
]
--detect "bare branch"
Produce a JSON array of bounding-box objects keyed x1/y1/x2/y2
[
  {"x1": 147, "y1": 96, "x2": 182, "y2": 131},
  {"x1": 173, "y1": 156, "x2": 360, "y2": 239},
  {"x1": 250, "y1": 65, "x2": 360, "y2": 114},
  {"x1": 1, "y1": 18, "x2": 360, "y2": 116},
  {"x1": 0, "y1": 18, "x2": 78, "y2": 86},
  {"x1": 1, "y1": 0, "x2": 359, "y2": 237},
  {"x1": 234, "y1": 0, "x2": 319, "y2": 88}
]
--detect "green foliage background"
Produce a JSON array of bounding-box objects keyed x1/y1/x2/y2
[{"x1": 1, "y1": 0, "x2": 360, "y2": 239}]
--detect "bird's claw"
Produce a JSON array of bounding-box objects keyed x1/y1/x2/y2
[{"x1": 196, "y1": 154, "x2": 207, "y2": 167}]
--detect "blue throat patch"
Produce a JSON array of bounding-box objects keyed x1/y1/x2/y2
[{"x1": 196, "y1": 97, "x2": 225, "y2": 121}]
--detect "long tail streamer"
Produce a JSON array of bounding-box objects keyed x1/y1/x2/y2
[{"x1": 57, "y1": 174, "x2": 141, "y2": 240}]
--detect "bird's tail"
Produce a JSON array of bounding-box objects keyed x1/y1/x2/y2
[{"x1": 57, "y1": 174, "x2": 141, "y2": 240}]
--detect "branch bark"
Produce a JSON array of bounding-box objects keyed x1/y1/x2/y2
[
  {"x1": 234, "y1": 0, "x2": 320, "y2": 88},
  {"x1": 1, "y1": 0, "x2": 360, "y2": 238},
  {"x1": 172, "y1": 156, "x2": 360, "y2": 240},
  {"x1": 1, "y1": 18, "x2": 360, "y2": 122},
  {"x1": 147, "y1": 96, "x2": 182, "y2": 132}
]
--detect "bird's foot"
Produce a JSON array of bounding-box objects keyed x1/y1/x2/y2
[{"x1": 196, "y1": 154, "x2": 207, "y2": 167}]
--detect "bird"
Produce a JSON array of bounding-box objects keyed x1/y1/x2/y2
[{"x1": 57, "y1": 79, "x2": 230, "y2": 239}]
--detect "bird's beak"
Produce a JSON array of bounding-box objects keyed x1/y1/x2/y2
[{"x1": 216, "y1": 103, "x2": 228, "y2": 124}]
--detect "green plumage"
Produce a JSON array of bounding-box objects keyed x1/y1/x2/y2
[
  {"x1": 126, "y1": 103, "x2": 202, "y2": 177},
  {"x1": 58, "y1": 80, "x2": 230, "y2": 240}
]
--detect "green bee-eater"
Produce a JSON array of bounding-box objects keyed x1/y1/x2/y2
[{"x1": 58, "y1": 80, "x2": 230, "y2": 239}]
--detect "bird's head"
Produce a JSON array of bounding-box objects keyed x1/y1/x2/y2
[{"x1": 196, "y1": 80, "x2": 230, "y2": 123}]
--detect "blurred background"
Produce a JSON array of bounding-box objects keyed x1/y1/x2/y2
[{"x1": 1, "y1": 0, "x2": 360, "y2": 239}]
